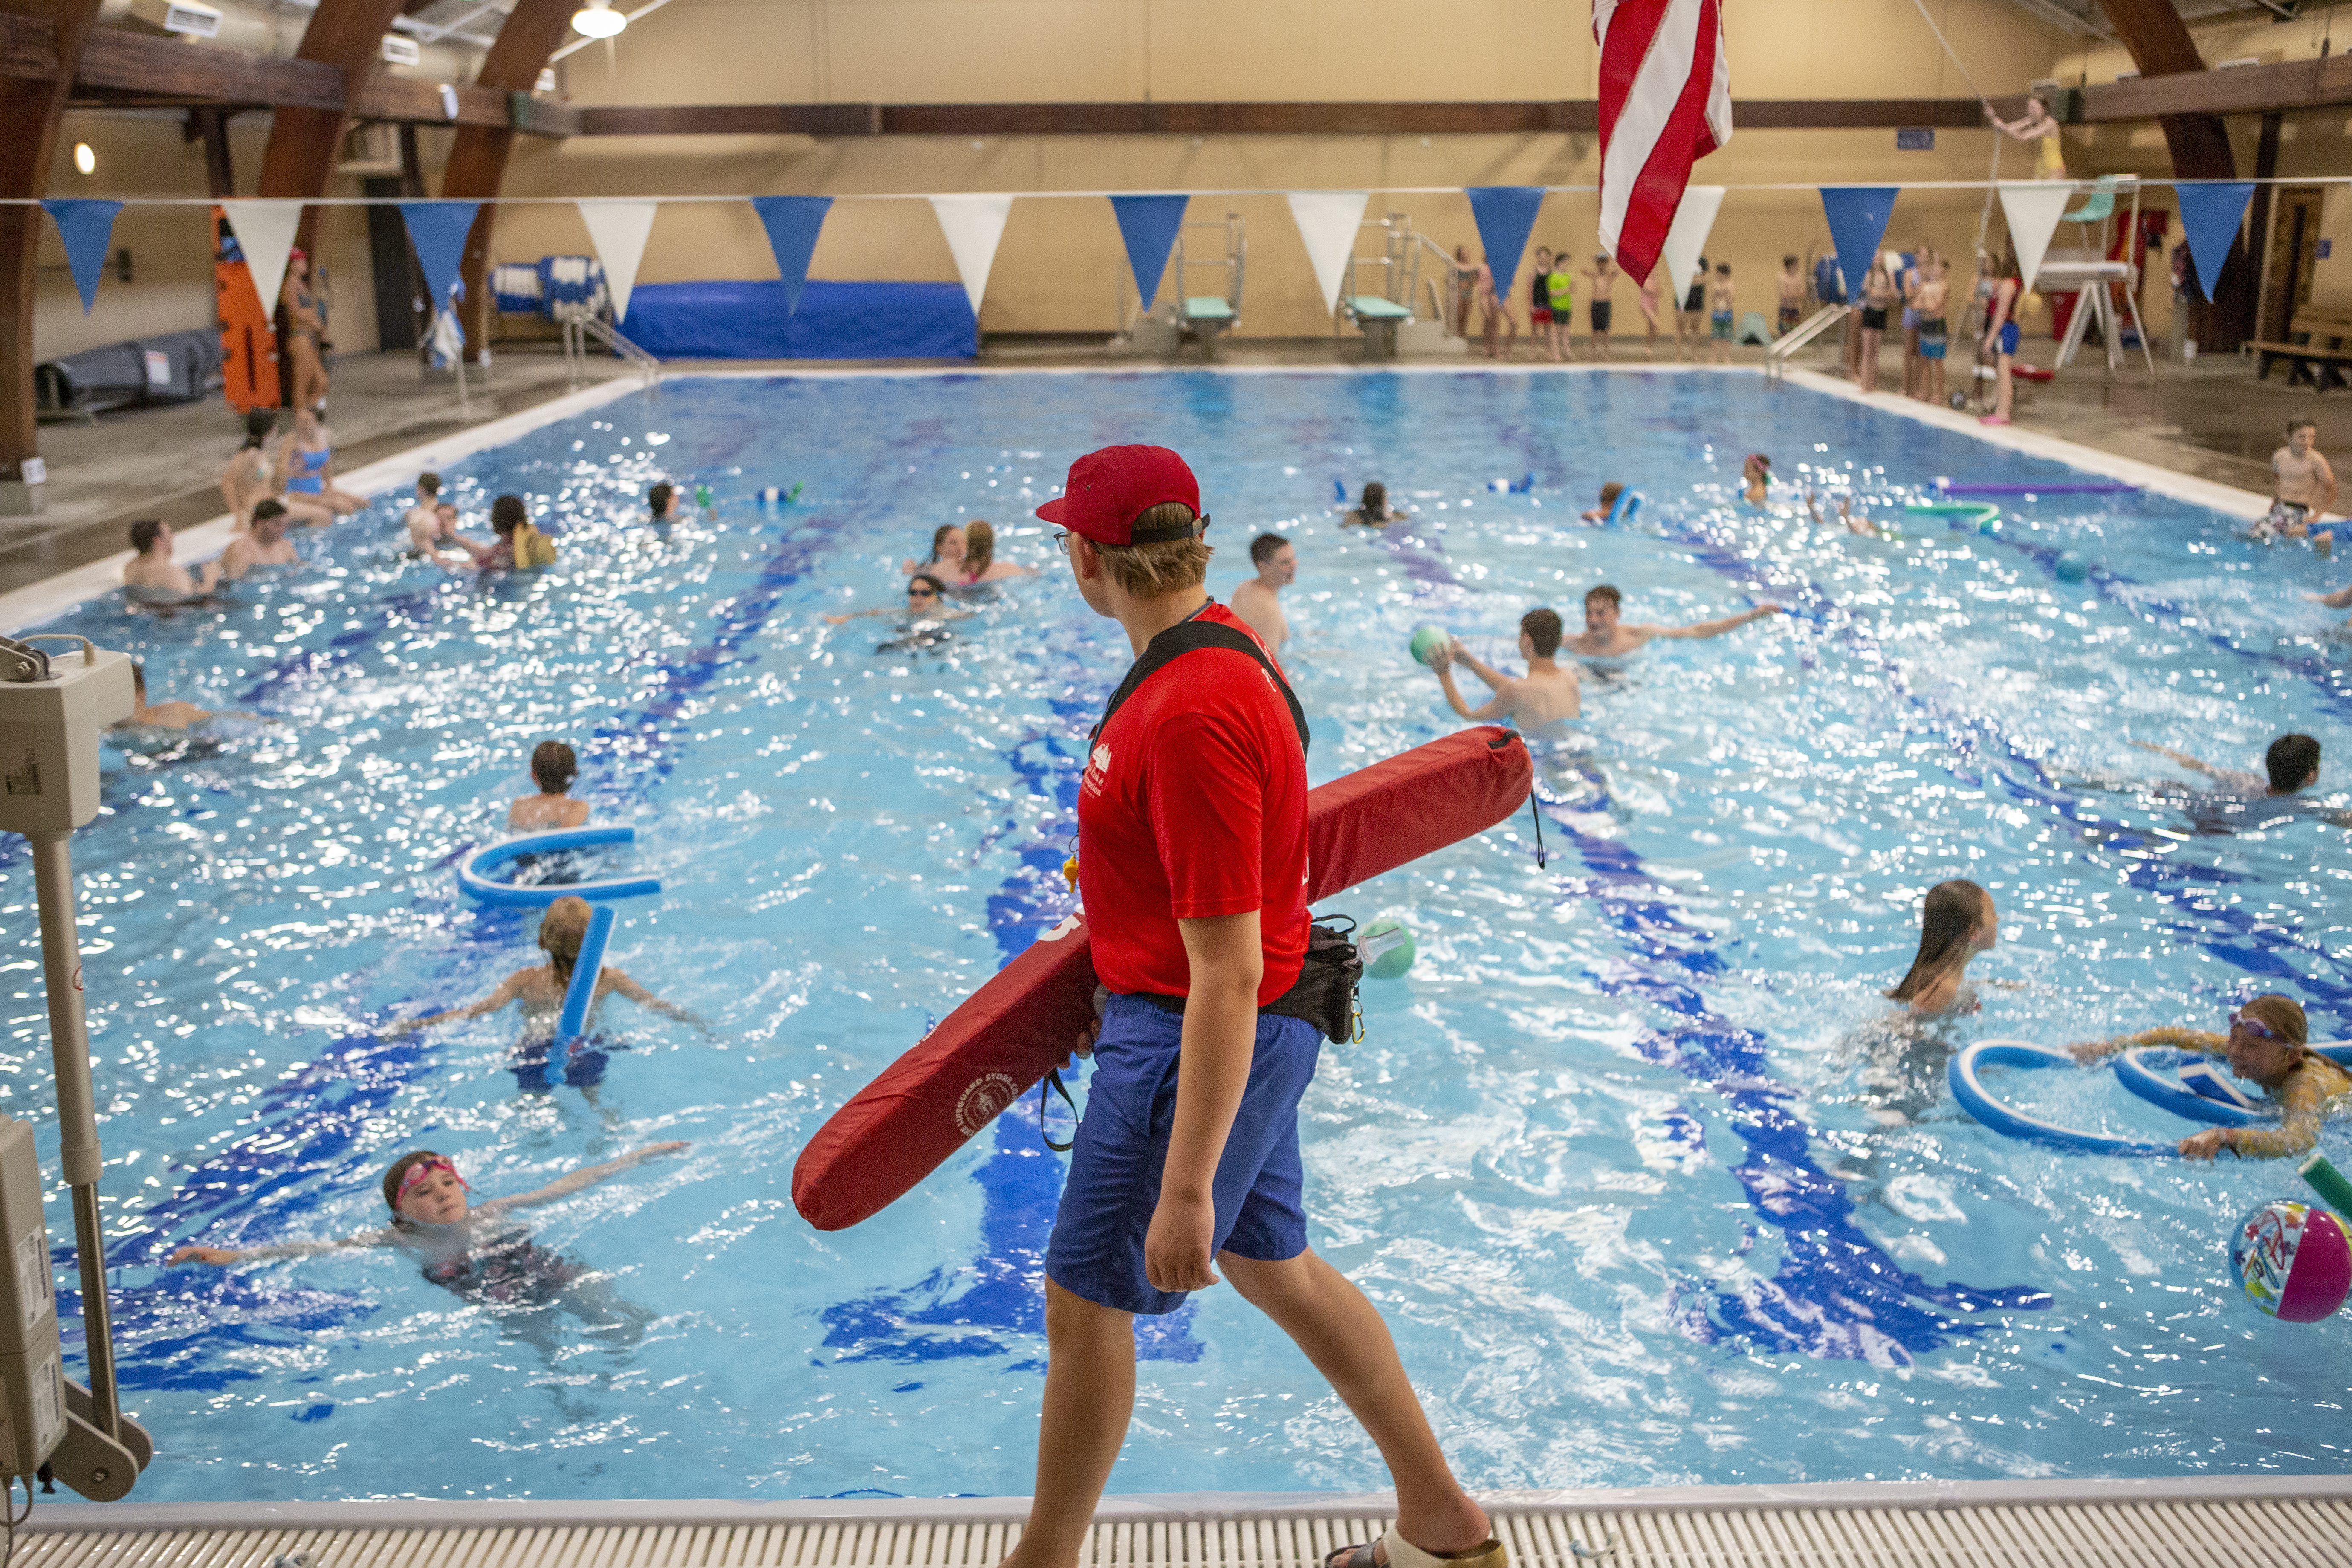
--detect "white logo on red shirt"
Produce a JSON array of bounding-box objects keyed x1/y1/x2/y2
[{"x1": 1082, "y1": 743, "x2": 1112, "y2": 796}]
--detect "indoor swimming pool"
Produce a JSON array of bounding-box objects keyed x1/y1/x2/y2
[{"x1": 4, "y1": 368, "x2": 2348, "y2": 1502}]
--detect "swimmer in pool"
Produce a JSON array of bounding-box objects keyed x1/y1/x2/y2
[
  {"x1": 1426, "y1": 609, "x2": 1580, "y2": 730},
  {"x1": 1805, "y1": 486, "x2": 1885, "y2": 538},
  {"x1": 219, "y1": 500, "x2": 298, "y2": 580},
  {"x1": 1580, "y1": 482, "x2": 1628, "y2": 524},
  {"x1": 1343, "y1": 481, "x2": 1406, "y2": 527},
  {"x1": 165, "y1": 1143, "x2": 688, "y2": 1272},
  {"x1": 112, "y1": 664, "x2": 213, "y2": 731},
  {"x1": 2069, "y1": 994, "x2": 2351, "y2": 1160},
  {"x1": 900, "y1": 523, "x2": 966, "y2": 579},
  {"x1": 2132, "y1": 732, "x2": 2320, "y2": 798},
  {"x1": 402, "y1": 473, "x2": 446, "y2": 554},
  {"x1": 1884, "y1": 879, "x2": 1996, "y2": 1016},
  {"x1": 1741, "y1": 453, "x2": 1771, "y2": 506},
  {"x1": 1229, "y1": 532, "x2": 1295, "y2": 657},
  {"x1": 823, "y1": 574, "x2": 971, "y2": 626},
  {"x1": 649, "y1": 481, "x2": 689, "y2": 525},
  {"x1": 2255, "y1": 419, "x2": 2335, "y2": 555},
  {"x1": 952, "y1": 519, "x2": 1040, "y2": 585},
  {"x1": 510, "y1": 741, "x2": 590, "y2": 830},
  {"x1": 386, "y1": 895, "x2": 709, "y2": 1041},
  {"x1": 1562, "y1": 584, "x2": 1786, "y2": 658},
  {"x1": 121, "y1": 518, "x2": 219, "y2": 605}
]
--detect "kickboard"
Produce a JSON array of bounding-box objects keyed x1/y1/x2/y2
[{"x1": 791, "y1": 726, "x2": 1534, "y2": 1230}]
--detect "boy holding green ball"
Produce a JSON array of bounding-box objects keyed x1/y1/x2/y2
[{"x1": 1424, "y1": 608, "x2": 1581, "y2": 731}]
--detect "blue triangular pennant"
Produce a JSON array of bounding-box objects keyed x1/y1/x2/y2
[
  {"x1": 398, "y1": 201, "x2": 479, "y2": 310},
  {"x1": 752, "y1": 196, "x2": 833, "y2": 315},
  {"x1": 1465, "y1": 186, "x2": 1546, "y2": 299},
  {"x1": 2175, "y1": 181, "x2": 2255, "y2": 304},
  {"x1": 1819, "y1": 187, "x2": 1899, "y2": 297},
  {"x1": 1109, "y1": 194, "x2": 1189, "y2": 310},
  {"x1": 41, "y1": 200, "x2": 122, "y2": 314}
]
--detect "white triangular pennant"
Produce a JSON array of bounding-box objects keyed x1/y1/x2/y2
[
  {"x1": 928, "y1": 194, "x2": 1014, "y2": 316},
  {"x1": 1658, "y1": 185, "x2": 1724, "y2": 299},
  {"x1": 579, "y1": 200, "x2": 660, "y2": 323},
  {"x1": 218, "y1": 199, "x2": 307, "y2": 323},
  {"x1": 1287, "y1": 191, "x2": 1370, "y2": 312},
  {"x1": 1998, "y1": 181, "x2": 2075, "y2": 292}
]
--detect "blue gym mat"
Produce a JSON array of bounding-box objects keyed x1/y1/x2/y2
[{"x1": 617, "y1": 280, "x2": 977, "y2": 360}]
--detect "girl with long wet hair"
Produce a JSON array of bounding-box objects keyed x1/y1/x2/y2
[{"x1": 1886, "y1": 879, "x2": 1997, "y2": 1015}]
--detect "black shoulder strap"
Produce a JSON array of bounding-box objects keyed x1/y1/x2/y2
[{"x1": 1093, "y1": 614, "x2": 1308, "y2": 755}]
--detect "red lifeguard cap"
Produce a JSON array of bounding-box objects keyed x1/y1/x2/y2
[{"x1": 1036, "y1": 445, "x2": 1202, "y2": 546}]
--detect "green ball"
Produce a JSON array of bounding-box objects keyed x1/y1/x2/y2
[
  {"x1": 1360, "y1": 917, "x2": 1416, "y2": 980},
  {"x1": 1408, "y1": 626, "x2": 1450, "y2": 667}
]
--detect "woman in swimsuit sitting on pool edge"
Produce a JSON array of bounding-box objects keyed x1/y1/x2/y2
[
  {"x1": 387, "y1": 895, "x2": 708, "y2": 1043},
  {"x1": 2070, "y1": 994, "x2": 2350, "y2": 1158},
  {"x1": 273, "y1": 405, "x2": 366, "y2": 517}
]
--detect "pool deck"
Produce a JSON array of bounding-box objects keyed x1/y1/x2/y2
[{"x1": 20, "y1": 1478, "x2": 2352, "y2": 1567}]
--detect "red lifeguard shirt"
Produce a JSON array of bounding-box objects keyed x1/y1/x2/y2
[{"x1": 1076, "y1": 603, "x2": 1310, "y2": 1005}]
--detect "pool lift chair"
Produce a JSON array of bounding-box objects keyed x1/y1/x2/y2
[
  {"x1": 0, "y1": 634, "x2": 156, "y2": 1501},
  {"x1": 1170, "y1": 213, "x2": 1246, "y2": 361}
]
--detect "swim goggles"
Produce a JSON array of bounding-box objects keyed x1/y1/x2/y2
[
  {"x1": 2228, "y1": 1010, "x2": 2285, "y2": 1043},
  {"x1": 397, "y1": 1157, "x2": 471, "y2": 1201}
]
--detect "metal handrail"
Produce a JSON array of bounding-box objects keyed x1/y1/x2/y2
[
  {"x1": 1765, "y1": 304, "x2": 1850, "y2": 382},
  {"x1": 564, "y1": 313, "x2": 660, "y2": 392}
]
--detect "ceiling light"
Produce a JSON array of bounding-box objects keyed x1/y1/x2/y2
[
  {"x1": 571, "y1": 0, "x2": 625, "y2": 38},
  {"x1": 73, "y1": 143, "x2": 95, "y2": 176}
]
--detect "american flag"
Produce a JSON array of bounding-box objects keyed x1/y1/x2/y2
[{"x1": 1595, "y1": 0, "x2": 1733, "y2": 280}]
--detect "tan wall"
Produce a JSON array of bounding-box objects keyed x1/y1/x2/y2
[
  {"x1": 496, "y1": 0, "x2": 2076, "y2": 338},
  {"x1": 32, "y1": 109, "x2": 395, "y2": 368}
]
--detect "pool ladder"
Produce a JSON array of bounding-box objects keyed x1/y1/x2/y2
[
  {"x1": 1765, "y1": 304, "x2": 1849, "y2": 383},
  {"x1": 563, "y1": 313, "x2": 662, "y2": 395}
]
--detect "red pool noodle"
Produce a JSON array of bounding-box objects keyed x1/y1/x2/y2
[{"x1": 791, "y1": 726, "x2": 1533, "y2": 1231}]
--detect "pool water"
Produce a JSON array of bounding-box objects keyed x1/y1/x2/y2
[{"x1": 6, "y1": 368, "x2": 2350, "y2": 1502}]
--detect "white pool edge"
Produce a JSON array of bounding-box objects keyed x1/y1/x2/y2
[
  {"x1": 23, "y1": 1474, "x2": 2352, "y2": 1532},
  {"x1": 0, "y1": 362, "x2": 2275, "y2": 638}
]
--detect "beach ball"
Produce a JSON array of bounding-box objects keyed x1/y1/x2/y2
[
  {"x1": 2229, "y1": 1199, "x2": 2352, "y2": 1322},
  {"x1": 1408, "y1": 626, "x2": 1451, "y2": 666},
  {"x1": 2054, "y1": 551, "x2": 2089, "y2": 583},
  {"x1": 1360, "y1": 917, "x2": 1416, "y2": 980}
]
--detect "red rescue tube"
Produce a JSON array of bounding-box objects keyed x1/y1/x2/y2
[{"x1": 791, "y1": 726, "x2": 1532, "y2": 1231}]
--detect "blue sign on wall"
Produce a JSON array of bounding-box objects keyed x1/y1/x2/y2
[
  {"x1": 2320, "y1": 238, "x2": 2335, "y2": 260},
  {"x1": 1896, "y1": 128, "x2": 1936, "y2": 151}
]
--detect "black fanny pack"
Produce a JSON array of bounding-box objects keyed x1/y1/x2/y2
[{"x1": 1134, "y1": 915, "x2": 1364, "y2": 1044}]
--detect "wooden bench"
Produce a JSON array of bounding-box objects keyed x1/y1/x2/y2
[{"x1": 2252, "y1": 310, "x2": 2352, "y2": 392}]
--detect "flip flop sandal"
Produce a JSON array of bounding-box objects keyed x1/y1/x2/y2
[{"x1": 1323, "y1": 1527, "x2": 1509, "y2": 1568}]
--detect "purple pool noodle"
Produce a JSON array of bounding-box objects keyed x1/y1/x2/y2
[{"x1": 1938, "y1": 482, "x2": 2136, "y2": 496}]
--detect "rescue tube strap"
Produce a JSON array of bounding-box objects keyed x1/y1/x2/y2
[{"x1": 1038, "y1": 1068, "x2": 1079, "y2": 1152}]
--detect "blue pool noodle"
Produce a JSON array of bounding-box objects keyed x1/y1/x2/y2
[
  {"x1": 458, "y1": 826, "x2": 662, "y2": 906},
  {"x1": 1605, "y1": 489, "x2": 1643, "y2": 527},
  {"x1": 553, "y1": 903, "x2": 616, "y2": 1065}
]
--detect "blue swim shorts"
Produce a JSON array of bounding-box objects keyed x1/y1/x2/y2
[
  {"x1": 1044, "y1": 992, "x2": 1322, "y2": 1315},
  {"x1": 1997, "y1": 319, "x2": 2020, "y2": 356},
  {"x1": 1918, "y1": 335, "x2": 1948, "y2": 360}
]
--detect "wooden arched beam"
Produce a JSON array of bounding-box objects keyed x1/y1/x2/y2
[
  {"x1": 445, "y1": 0, "x2": 577, "y2": 362},
  {"x1": 0, "y1": 0, "x2": 108, "y2": 504},
  {"x1": 255, "y1": 0, "x2": 414, "y2": 247},
  {"x1": 2095, "y1": 0, "x2": 2247, "y2": 347}
]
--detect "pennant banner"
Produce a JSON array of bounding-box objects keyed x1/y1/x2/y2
[
  {"x1": 399, "y1": 201, "x2": 479, "y2": 311},
  {"x1": 1465, "y1": 186, "x2": 1545, "y2": 298},
  {"x1": 1287, "y1": 191, "x2": 1369, "y2": 312},
  {"x1": 1109, "y1": 194, "x2": 1189, "y2": 310},
  {"x1": 1658, "y1": 184, "x2": 1724, "y2": 299},
  {"x1": 1818, "y1": 186, "x2": 1899, "y2": 297},
  {"x1": 1994, "y1": 183, "x2": 2073, "y2": 294},
  {"x1": 2175, "y1": 180, "x2": 2255, "y2": 305},
  {"x1": 752, "y1": 195, "x2": 832, "y2": 316},
  {"x1": 579, "y1": 200, "x2": 660, "y2": 324},
  {"x1": 218, "y1": 199, "x2": 307, "y2": 322},
  {"x1": 928, "y1": 194, "x2": 1013, "y2": 317},
  {"x1": 41, "y1": 200, "x2": 122, "y2": 315}
]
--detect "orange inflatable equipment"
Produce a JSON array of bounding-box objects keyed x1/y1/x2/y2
[{"x1": 213, "y1": 207, "x2": 281, "y2": 415}]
